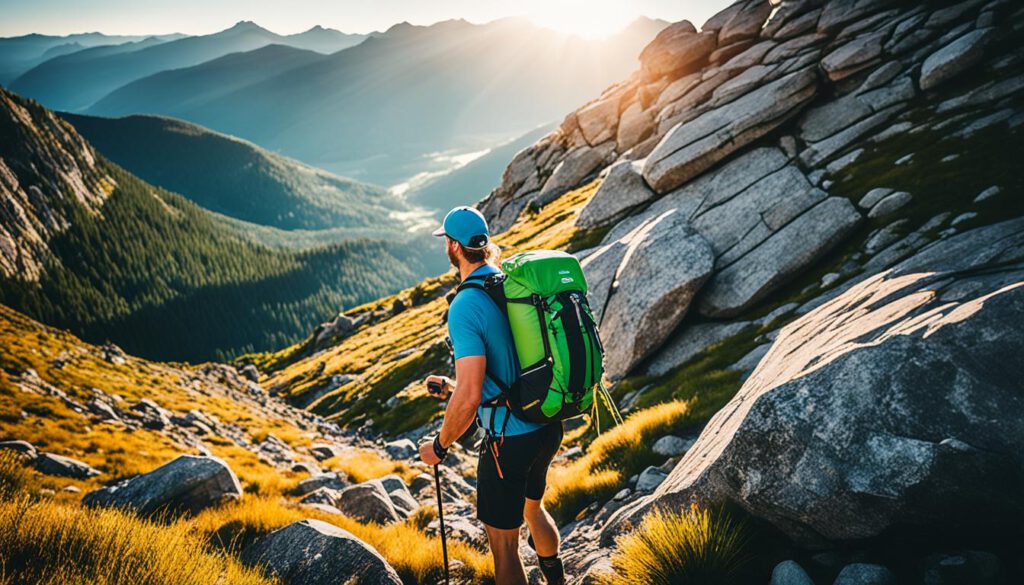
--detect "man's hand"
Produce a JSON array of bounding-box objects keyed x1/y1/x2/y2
[
  {"x1": 425, "y1": 375, "x2": 453, "y2": 400},
  {"x1": 419, "y1": 438, "x2": 442, "y2": 466}
]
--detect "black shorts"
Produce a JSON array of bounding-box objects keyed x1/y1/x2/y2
[{"x1": 476, "y1": 422, "x2": 563, "y2": 529}]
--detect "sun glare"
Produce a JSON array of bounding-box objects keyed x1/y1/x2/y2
[{"x1": 523, "y1": 0, "x2": 636, "y2": 39}]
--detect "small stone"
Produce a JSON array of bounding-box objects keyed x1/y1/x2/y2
[
  {"x1": 652, "y1": 435, "x2": 694, "y2": 457},
  {"x1": 973, "y1": 185, "x2": 1000, "y2": 203},
  {"x1": 859, "y1": 188, "x2": 894, "y2": 209},
  {"x1": 941, "y1": 153, "x2": 960, "y2": 162},
  {"x1": 867, "y1": 191, "x2": 912, "y2": 219},
  {"x1": 771, "y1": 560, "x2": 815, "y2": 585},
  {"x1": 35, "y1": 453, "x2": 101, "y2": 479},
  {"x1": 310, "y1": 443, "x2": 342, "y2": 461},
  {"x1": 833, "y1": 563, "x2": 896, "y2": 585},
  {"x1": 613, "y1": 488, "x2": 631, "y2": 501},
  {"x1": 635, "y1": 466, "x2": 669, "y2": 492},
  {"x1": 895, "y1": 153, "x2": 914, "y2": 165},
  {"x1": 383, "y1": 439, "x2": 417, "y2": 461},
  {"x1": 821, "y1": 272, "x2": 841, "y2": 287},
  {"x1": 951, "y1": 212, "x2": 978, "y2": 226}
]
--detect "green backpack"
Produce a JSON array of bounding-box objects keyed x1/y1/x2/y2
[{"x1": 451, "y1": 250, "x2": 621, "y2": 435}]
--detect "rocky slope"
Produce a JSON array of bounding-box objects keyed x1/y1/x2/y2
[
  {"x1": 0, "y1": 87, "x2": 114, "y2": 281},
  {"x1": 471, "y1": 0, "x2": 1024, "y2": 581}
]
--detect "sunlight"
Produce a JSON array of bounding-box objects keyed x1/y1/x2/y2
[{"x1": 523, "y1": 0, "x2": 636, "y2": 38}]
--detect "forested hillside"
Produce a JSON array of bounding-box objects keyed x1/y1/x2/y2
[
  {"x1": 0, "y1": 88, "x2": 445, "y2": 362},
  {"x1": 62, "y1": 112, "x2": 402, "y2": 231}
]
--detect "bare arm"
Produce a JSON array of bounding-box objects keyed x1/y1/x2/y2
[{"x1": 437, "y1": 355, "x2": 485, "y2": 448}]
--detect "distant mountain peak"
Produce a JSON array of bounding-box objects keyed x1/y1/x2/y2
[{"x1": 223, "y1": 20, "x2": 271, "y2": 35}]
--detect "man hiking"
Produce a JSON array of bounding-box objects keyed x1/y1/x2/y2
[{"x1": 419, "y1": 206, "x2": 566, "y2": 585}]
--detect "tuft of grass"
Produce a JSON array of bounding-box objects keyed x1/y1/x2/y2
[
  {"x1": 609, "y1": 505, "x2": 749, "y2": 585},
  {"x1": 0, "y1": 453, "x2": 32, "y2": 501},
  {"x1": 192, "y1": 496, "x2": 493, "y2": 584},
  {"x1": 323, "y1": 448, "x2": 417, "y2": 485},
  {"x1": 547, "y1": 401, "x2": 690, "y2": 524},
  {"x1": 0, "y1": 496, "x2": 272, "y2": 585}
]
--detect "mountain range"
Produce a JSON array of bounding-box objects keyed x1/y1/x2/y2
[
  {"x1": 25, "y1": 17, "x2": 667, "y2": 187},
  {"x1": 8, "y1": 21, "x2": 366, "y2": 112},
  {"x1": 0, "y1": 31, "x2": 186, "y2": 84}
]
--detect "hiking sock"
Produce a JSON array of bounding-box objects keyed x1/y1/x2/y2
[{"x1": 537, "y1": 554, "x2": 565, "y2": 585}]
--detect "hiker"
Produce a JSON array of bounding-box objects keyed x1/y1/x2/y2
[{"x1": 418, "y1": 206, "x2": 566, "y2": 585}]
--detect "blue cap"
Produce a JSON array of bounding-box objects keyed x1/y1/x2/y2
[{"x1": 432, "y1": 206, "x2": 490, "y2": 249}]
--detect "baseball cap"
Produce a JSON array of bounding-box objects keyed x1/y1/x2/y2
[{"x1": 432, "y1": 206, "x2": 490, "y2": 249}]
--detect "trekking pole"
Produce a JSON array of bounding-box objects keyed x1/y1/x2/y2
[{"x1": 434, "y1": 465, "x2": 450, "y2": 585}]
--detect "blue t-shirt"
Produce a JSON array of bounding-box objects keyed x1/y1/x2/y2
[{"x1": 448, "y1": 264, "x2": 544, "y2": 437}]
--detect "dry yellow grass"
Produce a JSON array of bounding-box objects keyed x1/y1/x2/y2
[
  {"x1": 0, "y1": 305, "x2": 317, "y2": 497},
  {"x1": 609, "y1": 505, "x2": 749, "y2": 585},
  {"x1": 546, "y1": 401, "x2": 691, "y2": 523},
  {"x1": 192, "y1": 496, "x2": 493, "y2": 584},
  {"x1": 0, "y1": 495, "x2": 273, "y2": 585},
  {"x1": 323, "y1": 449, "x2": 417, "y2": 485}
]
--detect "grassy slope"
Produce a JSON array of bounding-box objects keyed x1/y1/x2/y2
[
  {"x1": 62, "y1": 112, "x2": 402, "y2": 231},
  {"x1": 0, "y1": 303, "x2": 493, "y2": 583}
]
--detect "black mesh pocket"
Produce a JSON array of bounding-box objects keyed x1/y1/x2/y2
[{"x1": 509, "y1": 359, "x2": 554, "y2": 423}]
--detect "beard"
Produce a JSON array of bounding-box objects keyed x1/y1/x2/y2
[{"x1": 447, "y1": 244, "x2": 460, "y2": 269}]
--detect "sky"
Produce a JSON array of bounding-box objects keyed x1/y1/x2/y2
[{"x1": 0, "y1": 0, "x2": 735, "y2": 39}]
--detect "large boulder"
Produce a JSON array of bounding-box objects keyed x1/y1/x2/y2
[
  {"x1": 642, "y1": 67, "x2": 818, "y2": 194},
  {"x1": 375, "y1": 475, "x2": 418, "y2": 518},
  {"x1": 575, "y1": 160, "x2": 656, "y2": 230},
  {"x1": 919, "y1": 28, "x2": 995, "y2": 91},
  {"x1": 696, "y1": 196, "x2": 862, "y2": 317},
  {"x1": 576, "y1": 93, "x2": 622, "y2": 147},
  {"x1": 639, "y1": 21, "x2": 717, "y2": 81},
  {"x1": 717, "y1": 0, "x2": 774, "y2": 45},
  {"x1": 537, "y1": 143, "x2": 615, "y2": 206},
  {"x1": 83, "y1": 455, "x2": 241, "y2": 516},
  {"x1": 241, "y1": 519, "x2": 402, "y2": 585},
  {"x1": 592, "y1": 207, "x2": 715, "y2": 380},
  {"x1": 35, "y1": 453, "x2": 101, "y2": 479},
  {"x1": 604, "y1": 219, "x2": 1024, "y2": 545},
  {"x1": 337, "y1": 481, "x2": 403, "y2": 525}
]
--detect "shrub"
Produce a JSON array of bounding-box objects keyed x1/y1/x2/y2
[
  {"x1": 609, "y1": 505, "x2": 748, "y2": 585},
  {"x1": 0, "y1": 497, "x2": 271, "y2": 585}
]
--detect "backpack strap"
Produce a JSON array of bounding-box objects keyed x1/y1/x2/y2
[{"x1": 448, "y1": 273, "x2": 516, "y2": 440}]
